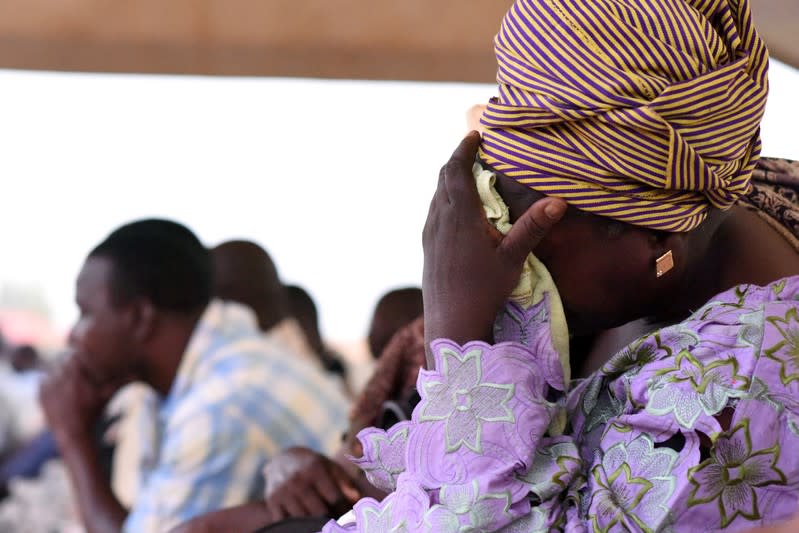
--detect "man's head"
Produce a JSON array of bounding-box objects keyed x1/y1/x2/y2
[
  {"x1": 285, "y1": 285, "x2": 323, "y2": 355},
  {"x1": 9, "y1": 345, "x2": 41, "y2": 373},
  {"x1": 210, "y1": 240, "x2": 288, "y2": 332},
  {"x1": 285, "y1": 285, "x2": 347, "y2": 378},
  {"x1": 367, "y1": 287, "x2": 423, "y2": 359},
  {"x1": 70, "y1": 219, "x2": 212, "y2": 384}
]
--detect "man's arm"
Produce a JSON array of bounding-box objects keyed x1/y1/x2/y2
[
  {"x1": 59, "y1": 433, "x2": 127, "y2": 533},
  {"x1": 169, "y1": 502, "x2": 271, "y2": 533}
]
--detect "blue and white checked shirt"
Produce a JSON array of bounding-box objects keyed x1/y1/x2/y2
[{"x1": 123, "y1": 300, "x2": 349, "y2": 532}]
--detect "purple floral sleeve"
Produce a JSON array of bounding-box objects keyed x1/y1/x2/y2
[
  {"x1": 325, "y1": 277, "x2": 799, "y2": 532},
  {"x1": 323, "y1": 296, "x2": 578, "y2": 532}
]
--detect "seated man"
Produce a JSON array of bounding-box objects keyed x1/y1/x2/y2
[
  {"x1": 366, "y1": 287, "x2": 422, "y2": 360},
  {"x1": 171, "y1": 317, "x2": 424, "y2": 533},
  {"x1": 210, "y1": 240, "x2": 291, "y2": 336},
  {"x1": 40, "y1": 219, "x2": 349, "y2": 533},
  {"x1": 210, "y1": 241, "x2": 333, "y2": 376},
  {"x1": 285, "y1": 285, "x2": 348, "y2": 384},
  {"x1": 111, "y1": 239, "x2": 353, "y2": 508}
]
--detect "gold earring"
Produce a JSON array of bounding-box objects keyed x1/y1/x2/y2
[{"x1": 656, "y1": 250, "x2": 674, "y2": 278}]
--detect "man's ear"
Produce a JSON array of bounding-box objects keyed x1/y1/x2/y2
[{"x1": 129, "y1": 299, "x2": 157, "y2": 343}]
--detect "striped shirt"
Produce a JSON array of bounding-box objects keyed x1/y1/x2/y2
[{"x1": 123, "y1": 300, "x2": 349, "y2": 532}]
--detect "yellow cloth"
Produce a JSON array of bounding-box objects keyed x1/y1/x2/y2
[{"x1": 473, "y1": 162, "x2": 571, "y2": 387}]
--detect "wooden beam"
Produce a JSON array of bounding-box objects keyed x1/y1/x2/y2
[
  {"x1": 751, "y1": 0, "x2": 799, "y2": 69},
  {"x1": 0, "y1": 0, "x2": 794, "y2": 81},
  {"x1": 0, "y1": 0, "x2": 510, "y2": 82}
]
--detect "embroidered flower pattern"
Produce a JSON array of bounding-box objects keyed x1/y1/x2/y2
[
  {"x1": 688, "y1": 420, "x2": 786, "y2": 528},
  {"x1": 764, "y1": 307, "x2": 799, "y2": 385},
  {"x1": 494, "y1": 507, "x2": 549, "y2": 533},
  {"x1": 656, "y1": 325, "x2": 701, "y2": 355},
  {"x1": 423, "y1": 481, "x2": 513, "y2": 533},
  {"x1": 588, "y1": 435, "x2": 678, "y2": 532},
  {"x1": 646, "y1": 350, "x2": 749, "y2": 428},
  {"x1": 419, "y1": 347, "x2": 515, "y2": 453},
  {"x1": 601, "y1": 340, "x2": 658, "y2": 379},
  {"x1": 517, "y1": 440, "x2": 583, "y2": 501},
  {"x1": 322, "y1": 480, "x2": 430, "y2": 533},
  {"x1": 330, "y1": 278, "x2": 799, "y2": 532},
  {"x1": 350, "y1": 423, "x2": 410, "y2": 493}
]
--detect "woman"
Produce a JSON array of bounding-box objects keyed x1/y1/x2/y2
[{"x1": 323, "y1": 0, "x2": 799, "y2": 531}]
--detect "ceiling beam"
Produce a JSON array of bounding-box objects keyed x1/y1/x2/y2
[{"x1": 0, "y1": 0, "x2": 793, "y2": 81}]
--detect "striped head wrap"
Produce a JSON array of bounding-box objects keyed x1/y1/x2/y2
[{"x1": 478, "y1": 0, "x2": 770, "y2": 231}]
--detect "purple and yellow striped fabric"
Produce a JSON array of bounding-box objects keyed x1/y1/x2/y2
[{"x1": 478, "y1": 0, "x2": 769, "y2": 231}]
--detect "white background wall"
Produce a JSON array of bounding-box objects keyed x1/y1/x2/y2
[{"x1": 2, "y1": 61, "x2": 798, "y2": 343}]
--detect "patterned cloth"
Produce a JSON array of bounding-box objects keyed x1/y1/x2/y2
[
  {"x1": 478, "y1": 0, "x2": 769, "y2": 231},
  {"x1": 326, "y1": 278, "x2": 799, "y2": 532},
  {"x1": 744, "y1": 158, "x2": 799, "y2": 252},
  {"x1": 345, "y1": 317, "x2": 425, "y2": 460},
  {"x1": 124, "y1": 300, "x2": 349, "y2": 533}
]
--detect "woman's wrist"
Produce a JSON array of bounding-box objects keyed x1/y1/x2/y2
[{"x1": 423, "y1": 307, "x2": 497, "y2": 348}]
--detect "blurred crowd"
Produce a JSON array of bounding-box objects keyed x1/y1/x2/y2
[{"x1": 0, "y1": 222, "x2": 423, "y2": 533}]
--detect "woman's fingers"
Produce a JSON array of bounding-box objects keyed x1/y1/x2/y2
[
  {"x1": 442, "y1": 131, "x2": 482, "y2": 208},
  {"x1": 466, "y1": 105, "x2": 487, "y2": 134},
  {"x1": 500, "y1": 197, "x2": 566, "y2": 265},
  {"x1": 423, "y1": 132, "x2": 565, "y2": 347}
]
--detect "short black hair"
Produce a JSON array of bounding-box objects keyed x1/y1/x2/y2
[
  {"x1": 89, "y1": 219, "x2": 212, "y2": 313},
  {"x1": 286, "y1": 285, "x2": 319, "y2": 330}
]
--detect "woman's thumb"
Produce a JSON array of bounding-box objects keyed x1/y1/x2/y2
[{"x1": 500, "y1": 198, "x2": 566, "y2": 264}]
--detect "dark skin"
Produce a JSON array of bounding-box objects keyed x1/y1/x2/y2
[
  {"x1": 39, "y1": 256, "x2": 203, "y2": 533},
  {"x1": 211, "y1": 240, "x2": 289, "y2": 332},
  {"x1": 367, "y1": 288, "x2": 423, "y2": 359},
  {"x1": 424, "y1": 132, "x2": 799, "y2": 376}
]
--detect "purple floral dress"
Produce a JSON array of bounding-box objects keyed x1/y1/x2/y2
[{"x1": 324, "y1": 277, "x2": 799, "y2": 532}]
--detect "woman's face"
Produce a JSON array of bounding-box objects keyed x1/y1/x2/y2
[{"x1": 495, "y1": 174, "x2": 661, "y2": 336}]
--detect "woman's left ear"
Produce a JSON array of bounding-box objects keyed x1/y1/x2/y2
[{"x1": 653, "y1": 232, "x2": 688, "y2": 279}]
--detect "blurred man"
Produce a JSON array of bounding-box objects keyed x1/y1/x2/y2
[
  {"x1": 210, "y1": 241, "x2": 320, "y2": 370},
  {"x1": 172, "y1": 317, "x2": 425, "y2": 533},
  {"x1": 7, "y1": 345, "x2": 42, "y2": 374},
  {"x1": 40, "y1": 219, "x2": 349, "y2": 533},
  {"x1": 211, "y1": 244, "x2": 349, "y2": 391},
  {"x1": 285, "y1": 285, "x2": 348, "y2": 383},
  {"x1": 366, "y1": 287, "x2": 422, "y2": 359},
  {"x1": 211, "y1": 240, "x2": 289, "y2": 333}
]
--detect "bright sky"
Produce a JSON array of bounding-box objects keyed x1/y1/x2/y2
[{"x1": 2, "y1": 60, "x2": 798, "y2": 343}]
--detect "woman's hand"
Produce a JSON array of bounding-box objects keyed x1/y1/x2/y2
[{"x1": 422, "y1": 131, "x2": 566, "y2": 361}]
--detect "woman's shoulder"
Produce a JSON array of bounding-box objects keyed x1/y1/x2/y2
[{"x1": 694, "y1": 276, "x2": 799, "y2": 315}]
